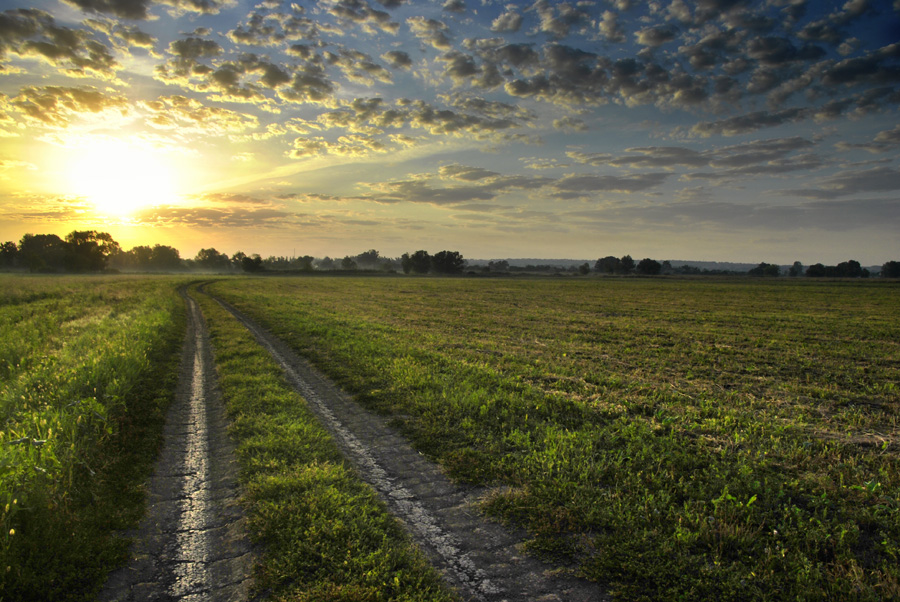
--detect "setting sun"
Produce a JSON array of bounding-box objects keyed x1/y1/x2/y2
[{"x1": 66, "y1": 139, "x2": 182, "y2": 217}]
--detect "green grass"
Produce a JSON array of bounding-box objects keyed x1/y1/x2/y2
[
  {"x1": 194, "y1": 287, "x2": 457, "y2": 602},
  {"x1": 0, "y1": 275, "x2": 186, "y2": 601},
  {"x1": 208, "y1": 276, "x2": 900, "y2": 601}
]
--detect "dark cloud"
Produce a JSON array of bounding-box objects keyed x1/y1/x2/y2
[
  {"x1": 324, "y1": 0, "x2": 399, "y2": 35},
  {"x1": 790, "y1": 166, "x2": 900, "y2": 199},
  {"x1": 635, "y1": 26, "x2": 678, "y2": 48},
  {"x1": 0, "y1": 9, "x2": 118, "y2": 78},
  {"x1": 442, "y1": 0, "x2": 465, "y2": 13},
  {"x1": 61, "y1": 0, "x2": 153, "y2": 20},
  {"x1": 381, "y1": 50, "x2": 412, "y2": 69},
  {"x1": 691, "y1": 108, "x2": 807, "y2": 136}
]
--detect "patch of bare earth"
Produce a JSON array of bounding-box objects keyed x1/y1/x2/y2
[
  {"x1": 211, "y1": 293, "x2": 607, "y2": 602},
  {"x1": 99, "y1": 290, "x2": 255, "y2": 602}
]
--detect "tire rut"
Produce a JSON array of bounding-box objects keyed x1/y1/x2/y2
[
  {"x1": 208, "y1": 292, "x2": 607, "y2": 602},
  {"x1": 98, "y1": 288, "x2": 256, "y2": 602}
]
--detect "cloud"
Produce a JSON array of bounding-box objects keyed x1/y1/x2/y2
[
  {"x1": 381, "y1": 50, "x2": 412, "y2": 69},
  {"x1": 549, "y1": 173, "x2": 670, "y2": 198},
  {"x1": 691, "y1": 108, "x2": 808, "y2": 136},
  {"x1": 11, "y1": 85, "x2": 129, "y2": 127},
  {"x1": 322, "y1": 0, "x2": 399, "y2": 35},
  {"x1": 133, "y1": 204, "x2": 293, "y2": 228},
  {"x1": 0, "y1": 9, "x2": 118, "y2": 79},
  {"x1": 598, "y1": 11, "x2": 625, "y2": 43},
  {"x1": 491, "y1": 7, "x2": 523, "y2": 33},
  {"x1": 790, "y1": 166, "x2": 900, "y2": 199},
  {"x1": 141, "y1": 95, "x2": 259, "y2": 134},
  {"x1": 407, "y1": 16, "x2": 452, "y2": 49},
  {"x1": 635, "y1": 25, "x2": 678, "y2": 48},
  {"x1": 553, "y1": 116, "x2": 587, "y2": 132},
  {"x1": 442, "y1": 0, "x2": 465, "y2": 13}
]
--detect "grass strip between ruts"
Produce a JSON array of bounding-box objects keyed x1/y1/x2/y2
[{"x1": 194, "y1": 287, "x2": 457, "y2": 602}]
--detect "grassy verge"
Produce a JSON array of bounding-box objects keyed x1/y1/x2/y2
[
  {"x1": 0, "y1": 275, "x2": 187, "y2": 601},
  {"x1": 209, "y1": 276, "x2": 900, "y2": 601},
  {"x1": 194, "y1": 287, "x2": 457, "y2": 601}
]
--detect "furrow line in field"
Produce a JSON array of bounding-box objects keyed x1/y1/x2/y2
[
  {"x1": 99, "y1": 289, "x2": 255, "y2": 602},
  {"x1": 209, "y1": 292, "x2": 606, "y2": 602}
]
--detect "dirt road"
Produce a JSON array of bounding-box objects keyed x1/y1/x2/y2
[
  {"x1": 98, "y1": 290, "x2": 255, "y2": 602},
  {"x1": 99, "y1": 287, "x2": 604, "y2": 601}
]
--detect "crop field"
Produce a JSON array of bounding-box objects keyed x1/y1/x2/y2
[
  {"x1": 0, "y1": 275, "x2": 186, "y2": 600},
  {"x1": 208, "y1": 276, "x2": 900, "y2": 601},
  {"x1": 1, "y1": 274, "x2": 897, "y2": 601}
]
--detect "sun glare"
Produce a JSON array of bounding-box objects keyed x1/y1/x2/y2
[{"x1": 66, "y1": 139, "x2": 182, "y2": 217}]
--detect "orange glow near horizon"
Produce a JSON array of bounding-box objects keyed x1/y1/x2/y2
[{"x1": 64, "y1": 138, "x2": 184, "y2": 218}]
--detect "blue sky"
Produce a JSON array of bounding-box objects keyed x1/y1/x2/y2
[{"x1": 1, "y1": 0, "x2": 899, "y2": 263}]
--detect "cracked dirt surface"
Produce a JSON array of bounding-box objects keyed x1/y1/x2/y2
[
  {"x1": 210, "y1": 292, "x2": 608, "y2": 602},
  {"x1": 98, "y1": 289, "x2": 255, "y2": 602}
]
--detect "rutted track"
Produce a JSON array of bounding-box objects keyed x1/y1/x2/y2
[
  {"x1": 208, "y1": 290, "x2": 606, "y2": 602},
  {"x1": 98, "y1": 289, "x2": 255, "y2": 602}
]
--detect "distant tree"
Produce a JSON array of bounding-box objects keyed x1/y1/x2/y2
[
  {"x1": 835, "y1": 260, "x2": 863, "y2": 278},
  {"x1": 354, "y1": 249, "x2": 380, "y2": 269},
  {"x1": 149, "y1": 245, "x2": 182, "y2": 270},
  {"x1": 636, "y1": 258, "x2": 661, "y2": 275},
  {"x1": 316, "y1": 256, "x2": 336, "y2": 270},
  {"x1": 231, "y1": 251, "x2": 247, "y2": 270},
  {"x1": 805, "y1": 263, "x2": 826, "y2": 277},
  {"x1": 488, "y1": 259, "x2": 509, "y2": 273},
  {"x1": 881, "y1": 261, "x2": 900, "y2": 278},
  {"x1": 594, "y1": 255, "x2": 619, "y2": 274},
  {"x1": 340, "y1": 256, "x2": 357, "y2": 270},
  {"x1": 578, "y1": 262, "x2": 591, "y2": 275},
  {"x1": 618, "y1": 255, "x2": 635, "y2": 275},
  {"x1": 748, "y1": 262, "x2": 780, "y2": 277},
  {"x1": 402, "y1": 250, "x2": 431, "y2": 274},
  {"x1": 241, "y1": 254, "x2": 264, "y2": 272},
  {"x1": 18, "y1": 233, "x2": 68, "y2": 272},
  {"x1": 661, "y1": 260, "x2": 672, "y2": 275},
  {"x1": 195, "y1": 248, "x2": 232, "y2": 272},
  {"x1": 0, "y1": 241, "x2": 17, "y2": 268},
  {"x1": 296, "y1": 255, "x2": 315, "y2": 271},
  {"x1": 63, "y1": 230, "x2": 120, "y2": 272},
  {"x1": 431, "y1": 250, "x2": 466, "y2": 274},
  {"x1": 788, "y1": 261, "x2": 803, "y2": 277}
]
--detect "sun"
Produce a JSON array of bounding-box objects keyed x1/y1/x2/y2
[{"x1": 66, "y1": 138, "x2": 182, "y2": 217}]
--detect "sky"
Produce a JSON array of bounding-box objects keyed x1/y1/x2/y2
[{"x1": 1, "y1": 0, "x2": 899, "y2": 264}]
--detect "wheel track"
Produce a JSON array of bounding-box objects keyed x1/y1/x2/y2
[{"x1": 208, "y1": 291, "x2": 606, "y2": 602}]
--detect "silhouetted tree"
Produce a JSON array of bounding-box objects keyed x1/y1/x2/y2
[
  {"x1": 63, "y1": 231, "x2": 120, "y2": 272},
  {"x1": 748, "y1": 262, "x2": 780, "y2": 277},
  {"x1": 806, "y1": 263, "x2": 826, "y2": 277},
  {"x1": 594, "y1": 255, "x2": 619, "y2": 273},
  {"x1": 788, "y1": 261, "x2": 803, "y2": 277},
  {"x1": 18, "y1": 233, "x2": 68, "y2": 272},
  {"x1": 402, "y1": 250, "x2": 431, "y2": 274},
  {"x1": 316, "y1": 256, "x2": 336, "y2": 270},
  {"x1": 578, "y1": 262, "x2": 591, "y2": 275},
  {"x1": 431, "y1": 250, "x2": 466, "y2": 274},
  {"x1": 636, "y1": 258, "x2": 661, "y2": 275},
  {"x1": 241, "y1": 254, "x2": 264, "y2": 272},
  {"x1": 195, "y1": 248, "x2": 232, "y2": 272},
  {"x1": 340, "y1": 256, "x2": 357, "y2": 270},
  {"x1": 881, "y1": 261, "x2": 900, "y2": 278},
  {"x1": 354, "y1": 249, "x2": 380, "y2": 269},
  {"x1": 0, "y1": 241, "x2": 17, "y2": 268},
  {"x1": 661, "y1": 260, "x2": 672, "y2": 275},
  {"x1": 487, "y1": 260, "x2": 509, "y2": 272},
  {"x1": 618, "y1": 255, "x2": 635, "y2": 275}
]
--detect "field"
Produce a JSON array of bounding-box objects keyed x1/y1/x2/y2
[
  {"x1": 208, "y1": 276, "x2": 900, "y2": 601},
  {"x1": 1, "y1": 274, "x2": 897, "y2": 601}
]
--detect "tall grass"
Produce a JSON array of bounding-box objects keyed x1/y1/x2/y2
[
  {"x1": 0, "y1": 275, "x2": 186, "y2": 601},
  {"x1": 210, "y1": 277, "x2": 899, "y2": 601}
]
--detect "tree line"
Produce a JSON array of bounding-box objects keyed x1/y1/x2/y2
[
  {"x1": 1, "y1": 231, "x2": 897, "y2": 278},
  {"x1": 0, "y1": 231, "x2": 470, "y2": 275}
]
